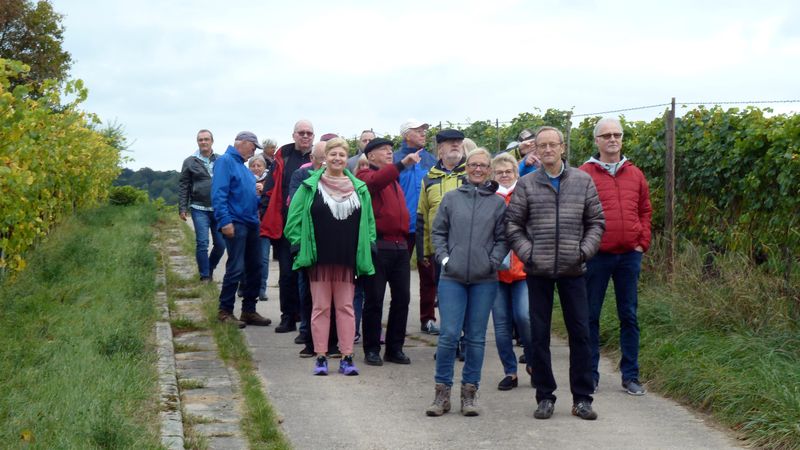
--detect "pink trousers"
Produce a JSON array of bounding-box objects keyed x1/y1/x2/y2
[{"x1": 309, "y1": 264, "x2": 356, "y2": 355}]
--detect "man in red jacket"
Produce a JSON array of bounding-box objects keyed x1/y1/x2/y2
[
  {"x1": 356, "y1": 138, "x2": 421, "y2": 366},
  {"x1": 579, "y1": 117, "x2": 652, "y2": 396}
]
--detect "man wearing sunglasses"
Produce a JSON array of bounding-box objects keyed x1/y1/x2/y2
[
  {"x1": 579, "y1": 117, "x2": 652, "y2": 397},
  {"x1": 261, "y1": 120, "x2": 314, "y2": 333}
]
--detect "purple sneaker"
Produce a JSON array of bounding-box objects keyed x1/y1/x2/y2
[
  {"x1": 313, "y1": 355, "x2": 328, "y2": 376},
  {"x1": 339, "y1": 355, "x2": 359, "y2": 376}
]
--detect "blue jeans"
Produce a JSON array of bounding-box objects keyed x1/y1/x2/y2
[
  {"x1": 435, "y1": 279, "x2": 497, "y2": 387},
  {"x1": 492, "y1": 280, "x2": 532, "y2": 376},
  {"x1": 259, "y1": 237, "x2": 270, "y2": 297},
  {"x1": 218, "y1": 222, "x2": 261, "y2": 313},
  {"x1": 190, "y1": 208, "x2": 225, "y2": 278},
  {"x1": 586, "y1": 251, "x2": 643, "y2": 383}
]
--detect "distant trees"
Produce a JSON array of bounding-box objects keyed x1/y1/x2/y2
[
  {"x1": 0, "y1": 0, "x2": 72, "y2": 89},
  {"x1": 114, "y1": 168, "x2": 181, "y2": 205}
]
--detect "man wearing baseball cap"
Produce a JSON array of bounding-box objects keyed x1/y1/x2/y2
[
  {"x1": 211, "y1": 131, "x2": 272, "y2": 328},
  {"x1": 394, "y1": 119, "x2": 436, "y2": 254}
]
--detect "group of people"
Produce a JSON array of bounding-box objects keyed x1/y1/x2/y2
[{"x1": 177, "y1": 117, "x2": 652, "y2": 421}]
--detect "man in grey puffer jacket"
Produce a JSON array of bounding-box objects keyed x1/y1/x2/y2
[{"x1": 506, "y1": 126, "x2": 605, "y2": 421}]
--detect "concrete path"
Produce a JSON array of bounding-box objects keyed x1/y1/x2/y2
[{"x1": 215, "y1": 252, "x2": 743, "y2": 450}]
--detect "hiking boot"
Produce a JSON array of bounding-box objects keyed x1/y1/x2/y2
[
  {"x1": 339, "y1": 355, "x2": 359, "y2": 376},
  {"x1": 313, "y1": 355, "x2": 328, "y2": 376},
  {"x1": 240, "y1": 311, "x2": 271, "y2": 326},
  {"x1": 497, "y1": 375, "x2": 518, "y2": 391},
  {"x1": 460, "y1": 383, "x2": 480, "y2": 416},
  {"x1": 421, "y1": 319, "x2": 440, "y2": 335},
  {"x1": 623, "y1": 379, "x2": 646, "y2": 396},
  {"x1": 572, "y1": 401, "x2": 598, "y2": 420},
  {"x1": 534, "y1": 399, "x2": 554, "y2": 419},
  {"x1": 217, "y1": 310, "x2": 245, "y2": 328},
  {"x1": 275, "y1": 318, "x2": 296, "y2": 333},
  {"x1": 299, "y1": 344, "x2": 314, "y2": 358},
  {"x1": 425, "y1": 383, "x2": 451, "y2": 417},
  {"x1": 364, "y1": 351, "x2": 383, "y2": 366}
]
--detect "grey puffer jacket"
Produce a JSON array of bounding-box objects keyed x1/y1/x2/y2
[
  {"x1": 432, "y1": 180, "x2": 508, "y2": 284},
  {"x1": 506, "y1": 163, "x2": 605, "y2": 278},
  {"x1": 178, "y1": 153, "x2": 218, "y2": 213}
]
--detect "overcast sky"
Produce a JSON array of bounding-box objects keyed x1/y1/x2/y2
[{"x1": 53, "y1": 0, "x2": 800, "y2": 171}]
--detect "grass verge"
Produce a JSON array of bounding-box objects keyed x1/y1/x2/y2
[
  {"x1": 173, "y1": 215, "x2": 291, "y2": 450},
  {"x1": 570, "y1": 238, "x2": 800, "y2": 449},
  {"x1": 0, "y1": 204, "x2": 161, "y2": 448}
]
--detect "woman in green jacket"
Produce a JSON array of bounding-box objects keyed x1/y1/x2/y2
[{"x1": 284, "y1": 137, "x2": 376, "y2": 376}]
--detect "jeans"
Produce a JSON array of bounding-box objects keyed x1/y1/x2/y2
[
  {"x1": 219, "y1": 222, "x2": 261, "y2": 313},
  {"x1": 272, "y1": 236, "x2": 299, "y2": 323},
  {"x1": 435, "y1": 279, "x2": 497, "y2": 387},
  {"x1": 586, "y1": 251, "x2": 643, "y2": 383},
  {"x1": 527, "y1": 275, "x2": 593, "y2": 404},
  {"x1": 259, "y1": 236, "x2": 271, "y2": 297},
  {"x1": 362, "y1": 246, "x2": 410, "y2": 355},
  {"x1": 492, "y1": 280, "x2": 532, "y2": 376},
  {"x1": 190, "y1": 208, "x2": 225, "y2": 278}
]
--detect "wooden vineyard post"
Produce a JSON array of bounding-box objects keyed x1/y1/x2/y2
[{"x1": 664, "y1": 97, "x2": 676, "y2": 278}]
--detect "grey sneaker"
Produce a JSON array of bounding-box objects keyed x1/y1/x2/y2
[
  {"x1": 572, "y1": 401, "x2": 598, "y2": 420},
  {"x1": 421, "y1": 319, "x2": 440, "y2": 335},
  {"x1": 623, "y1": 379, "x2": 646, "y2": 396},
  {"x1": 534, "y1": 399, "x2": 554, "y2": 419}
]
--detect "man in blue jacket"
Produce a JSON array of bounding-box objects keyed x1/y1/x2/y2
[{"x1": 212, "y1": 131, "x2": 273, "y2": 328}]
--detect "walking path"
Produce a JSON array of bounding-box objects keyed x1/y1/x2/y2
[{"x1": 222, "y1": 260, "x2": 742, "y2": 449}]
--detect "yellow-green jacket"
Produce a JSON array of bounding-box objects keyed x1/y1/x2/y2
[{"x1": 415, "y1": 158, "x2": 466, "y2": 259}]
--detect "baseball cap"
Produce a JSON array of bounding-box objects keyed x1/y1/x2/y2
[
  {"x1": 400, "y1": 119, "x2": 429, "y2": 136},
  {"x1": 235, "y1": 131, "x2": 263, "y2": 149}
]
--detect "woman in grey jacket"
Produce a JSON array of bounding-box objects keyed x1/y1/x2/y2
[{"x1": 425, "y1": 148, "x2": 508, "y2": 418}]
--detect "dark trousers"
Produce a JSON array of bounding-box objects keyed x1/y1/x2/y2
[
  {"x1": 363, "y1": 246, "x2": 410, "y2": 355},
  {"x1": 406, "y1": 233, "x2": 437, "y2": 324},
  {"x1": 527, "y1": 275, "x2": 594, "y2": 404},
  {"x1": 272, "y1": 236, "x2": 299, "y2": 323},
  {"x1": 219, "y1": 222, "x2": 261, "y2": 313}
]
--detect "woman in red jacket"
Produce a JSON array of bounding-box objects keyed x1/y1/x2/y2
[{"x1": 490, "y1": 152, "x2": 533, "y2": 391}]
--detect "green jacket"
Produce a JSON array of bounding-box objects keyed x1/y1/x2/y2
[
  {"x1": 415, "y1": 159, "x2": 466, "y2": 259},
  {"x1": 284, "y1": 168, "x2": 376, "y2": 276}
]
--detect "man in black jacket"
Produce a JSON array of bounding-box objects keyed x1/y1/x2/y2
[{"x1": 178, "y1": 129, "x2": 225, "y2": 282}]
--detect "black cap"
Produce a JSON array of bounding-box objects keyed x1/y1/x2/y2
[
  {"x1": 363, "y1": 138, "x2": 394, "y2": 155},
  {"x1": 435, "y1": 129, "x2": 465, "y2": 143}
]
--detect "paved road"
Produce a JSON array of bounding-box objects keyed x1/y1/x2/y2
[{"x1": 209, "y1": 248, "x2": 741, "y2": 450}]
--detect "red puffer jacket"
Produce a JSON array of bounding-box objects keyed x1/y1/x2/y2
[
  {"x1": 579, "y1": 159, "x2": 652, "y2": 253},
  {"x1": 496, "y1": 185, "x2": 526, "y2": 283}
]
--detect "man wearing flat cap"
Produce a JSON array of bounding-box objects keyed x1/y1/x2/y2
[
  {"x1": 357, "y1": 138, "x2": 422, "y2": 366},
  {"x1": 211, "y1": 131, "x2": 273, "y2": 328},
  {"x1": 416, "y1": 129, "x2": 467, "y2": 335}
]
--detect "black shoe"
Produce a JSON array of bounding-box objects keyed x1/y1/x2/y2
[
  {"x1": 299, "y1": 345, "x2": 314, "y2": 358},
  {"x1": 518, "y1": 353, "x2": 527, "y2": 364},
  {"x1": 572, "y1": 401, "x2": 598, "y2": 420},
  {"x1": 327, "y1": 347, "x2": 342, "y2": 359},
  {"x1": 294, "y1": 333, "x2": 309, "y2": 345},
  {"x1": 384, "y1": 351, "x2": 411, "y2": 364},
  {"x1": 364, "y1": 351, "x2": 383, "y2": 366},
  {"x1": 275, "y1": 319, "x2": 296, "y2": 333},
  {"x1": 497, "y1": 375, "x2": 518, "y2": 391},
  {"x1": 534, "y1": 399, "x2": 555, "y2": 419},
  {"x1": 457, "y1": 339, "x2": 465, "y2": 362}
]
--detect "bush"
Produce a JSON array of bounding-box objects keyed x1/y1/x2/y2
[{"x1": 108, "y1": 186, "x2": 148, "y2": 206}]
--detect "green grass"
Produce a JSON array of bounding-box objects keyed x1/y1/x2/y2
[
  {"x1": 174, "y1": 217, "x2": 291, "y2": 450},
  {"x1": 583, "y1": 239, "x2": 800, "y2": 450},
  {"x1": 0, "y1": 204, "x2": 161, "y2": 449}
]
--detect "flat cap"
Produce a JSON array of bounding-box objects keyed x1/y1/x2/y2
[
  {"x1": 435, "y1": 129, "x2": 465, "y2": 143},
  {"x1": 363, "y1": 138, "x2": 394, "y2": 154}
]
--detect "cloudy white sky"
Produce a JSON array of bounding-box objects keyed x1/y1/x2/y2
[{"x1": 53, "y1": 0, "x2": 800, "y2": 171}]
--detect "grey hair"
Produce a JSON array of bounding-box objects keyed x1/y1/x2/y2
[
  {"x1": 248, "y1": 155, "x2": 267, "y2": 168},
  {"x1": 593, "y1": 117, "x2": 623, "y2": 137},
  {"x1": 535, "y1": 126, "x2": 564, "y2": 143},
  {"x1": 261, "y1": 138, "x2": 277, "y2": 149}
]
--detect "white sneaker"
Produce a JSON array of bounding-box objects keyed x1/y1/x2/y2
[{"x1": 421, "y1": 319, "x2": 440, "y2": 335}]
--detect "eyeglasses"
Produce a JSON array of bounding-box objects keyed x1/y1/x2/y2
[
  {"x1": 295, "y1": 131, "x2": 314, "y2": 137},
  {"x1": 597, "y1": 132, "x2": 623, "y2": 140},
  {"x1": 467, "y1": 163, "x2": 489, "y2": 170},
  {"x1": 494, "y1": 169, "x2": 514, "y2": 176},
  {"x1": 536, "y1": 142, "x2": 562, "y2": 150}
]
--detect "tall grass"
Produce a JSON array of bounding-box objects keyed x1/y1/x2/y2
[
  {"x1": 0, "y1": 205, "x2": 161, "y2": 448},
  {"x1": 595, "y1": 237, "x2": 800, "y2": 449}
]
